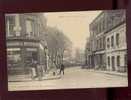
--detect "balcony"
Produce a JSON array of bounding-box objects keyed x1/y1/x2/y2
[{"x1": 7, "y1": 33, "x2": 40, "y2": 42}]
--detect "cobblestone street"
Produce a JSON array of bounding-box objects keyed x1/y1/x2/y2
[{"x1": 8, "y1": 67, "x2": 128, "y2": 91}]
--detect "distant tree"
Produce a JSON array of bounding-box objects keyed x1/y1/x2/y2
[
  {"x1": 74, "y1": 48, "x2": 85, "y2": 66},
  {"x1": 84, "y1": 38, "x2": 90, "y2": 65}
]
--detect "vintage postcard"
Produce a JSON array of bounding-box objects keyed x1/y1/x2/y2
[{"x1": 6, "y1": 10, "x2": 128, "y2": 91}]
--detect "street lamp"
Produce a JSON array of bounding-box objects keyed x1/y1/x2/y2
[{"x1": 44, "y1": 42, "x2": 48, "y2": 72}]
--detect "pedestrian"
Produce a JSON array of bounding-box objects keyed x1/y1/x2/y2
[
  {"x1": 37, "y1": 64, "x2": 43, "y2": 81},
  {"x1": 59, "y1": 64, "x2": 65, "y2": 75},
  {"x1": 31, "y1": 60, "x2": 38, "y2": 79},
  {"x1": 30, "y1": 60, "x2": 35, "y2": 79}
]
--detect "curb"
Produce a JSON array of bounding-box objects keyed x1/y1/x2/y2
[
  {"x1": 8, "y1": 75, "x2": 61, "y2": 82},
  {"x1": 93, "y1": 70, "x2": 127, "y2": 77},
  {"x1": 103, "y1": 72, "x2": 127, "y2": 77}
]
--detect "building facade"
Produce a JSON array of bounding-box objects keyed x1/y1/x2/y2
[
  {"x1": 85, "y1": 38, "x2": 94, "y2": 68},
  {"x1": 6, "y1": 13, "x2": 47, "y2": 76},
  {"x1": 87, "y1": 10, "x2": 127, "y2": 72},
  {"x1": 89, "y1": 12, "x2": 106, "y2": 70},
  {"x1": 105, "y1": 13, "x2": 127, "y2": 72}
]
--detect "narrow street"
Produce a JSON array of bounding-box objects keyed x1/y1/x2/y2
[{"x1": 8, "y1": 66, "x2": 128, "y2": 91}]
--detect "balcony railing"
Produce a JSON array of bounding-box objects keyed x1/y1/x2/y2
[{"x1": 7, "y1": 33, "x2": 40, "y2": 41}]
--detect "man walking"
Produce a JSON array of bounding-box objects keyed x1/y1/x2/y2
[
  {"x1": 59, "y1": 64, "x2": 65, "y2": 75},
  {"x1": 31, "y1": 60, "x2": 38, "y2": 79}
]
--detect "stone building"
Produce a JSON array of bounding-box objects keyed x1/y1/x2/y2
[
  {"x1": 89, "y1": 11, "x2": 106, "y2": 70},
  {"x1": 87, "y1": 10, "x2": 127, "y2": 72},
  {"x1": 105, "y1": 10, "x2": 127, "y2": 72},
  {"x1": 6, "y1": 13, "x2": 48, "y2": 77},
  {"x1": 85, "y1": 38, "x2": 94, "y2": 68},
  {"x1": 88, "y1": 29, "x2": 97, "y2": 69}
]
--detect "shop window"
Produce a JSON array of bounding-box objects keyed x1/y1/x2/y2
[{"x1": 7, "y1": 50, "x2": 21, "y2": 67}]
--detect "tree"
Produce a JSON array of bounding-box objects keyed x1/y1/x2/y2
[
  {"x1": 74, "y1": 48, "x2": 85, "y2": 66},
  {"x1": 42, "y1": 26, "x2": 72, "y2": 69}
]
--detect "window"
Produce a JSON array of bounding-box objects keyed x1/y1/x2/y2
[
  {"x1": 116, "y1": 33, "x2": 120, "y2": 46},
  {"x1": 107, "y1": 38, "x2": 110, "y2": 48},
  {"x1": 108, "y1": 56, "x2": 110, "y2": 66},
  {"x1": 102, "y1": 20, "x2": 105, "y2": 31},
  {"x1": 117, "y1": 56, "x2": 120, "y2": 67},
  {"x1": 6, "y1": 17, "x2": 15, "y2": 37},
  {"x1": 37, "y1": 23, "x2": 41, "y2": 37},
  {"x1": 111, "y1": 56, "x2": 115, "y2": 71},
  {"x1": 111, "y1": 36, "x2": 114, "y2": 47},
  {"x1": 111, "y1": 15, "x2": 115, "y2": 26},
  {"x1": 99, "y1": 22, "x2": 102, "y2": 33},
  {"x1": 100, "y1": 38, "x2": 102, "y2": 49},
  {"x1": 26, "y1": 19, "x2": 34, "y2": 37},
  {"x1": 96, "y1": 25, "x2": 99, "y2": 34},
  {"x1": 107, "y1": 18, "x2": 112, "y2": 28},
  {"x1": 7, "y1": 49, "x2": 21, "y2": 67},
  {"x1": 103, "y1": 37, "x2": 105, "y2": 49},
  {"x1": 97, "y1": 40, "x2": 99, "y2": 50},
  {"x1": 124, "y1": 54, "x2": 127, "y2": 66}
]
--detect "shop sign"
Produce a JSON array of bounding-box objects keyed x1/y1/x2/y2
[
  {"x1": 26, "y1": 48, "x2": 37, "y2": 51},
  {"x1": 24, "y1": 42, "x2": 38, "y2": 47},
  {"x1": 7, "y1": 42, "x2": 23, "y2": 47},
  {"x1": 7, "y1": 41, "x2": 39, "y2": 47}
]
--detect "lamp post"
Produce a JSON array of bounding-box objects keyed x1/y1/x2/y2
[{"x1": 44, "y1": 42, "x2": 48, "y2": 73}]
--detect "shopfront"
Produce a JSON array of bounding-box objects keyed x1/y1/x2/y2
[{"x1": 7, "y1": 39, "x2": 39, "y2": 76}]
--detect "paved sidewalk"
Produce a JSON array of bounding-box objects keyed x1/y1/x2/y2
[
  {"x1": 88, "y1": 69, "x2": 127, "y2": 77},
  {"x1": 35, "y1": 71, "x2": 61, "y2": 81},
  {"x1": 8, "y1": 71, "x2": 61, "y2": 82}
]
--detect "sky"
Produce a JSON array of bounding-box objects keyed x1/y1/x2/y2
[{"x1": 44, "y1": 11, "x2": 101, "y2": 51}]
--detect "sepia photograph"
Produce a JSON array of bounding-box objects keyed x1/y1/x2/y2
[{"x1": 6, "y1": 10, "x2": 128, "y2": 91}]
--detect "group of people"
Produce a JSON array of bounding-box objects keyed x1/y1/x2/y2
[{"x1": 30, "y1": 60, "x2": 65, "y2": 80}]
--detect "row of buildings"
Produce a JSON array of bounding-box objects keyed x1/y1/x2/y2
[
  {"x1": 6, "y1": 13, "x2": 50, "y2": 77},
  {"x1": 85, "y1": 10, "x2": 127, "y2": 72}
]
